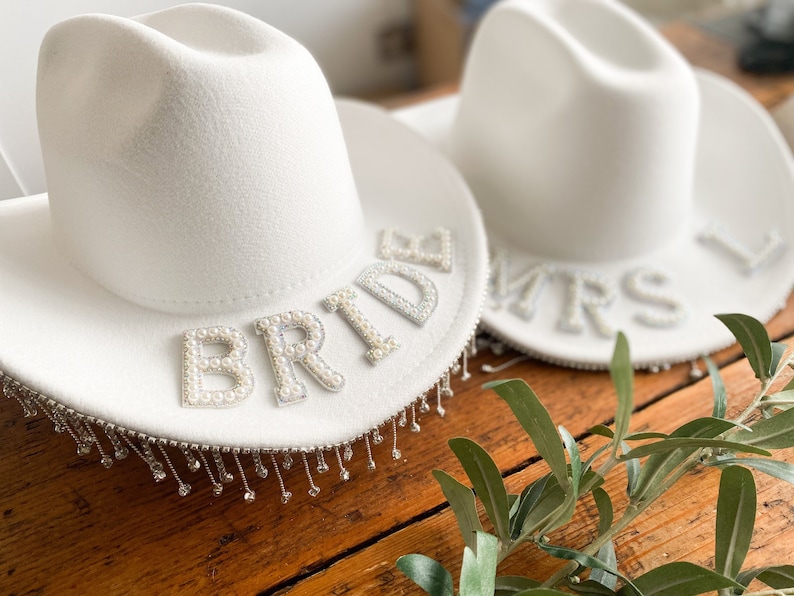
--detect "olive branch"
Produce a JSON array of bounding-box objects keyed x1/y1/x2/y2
[{"x1": 397, "y1": 313, "x2": 794, "y2": 596}]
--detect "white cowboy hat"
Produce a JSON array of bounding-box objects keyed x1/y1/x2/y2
[
  {"x1": 0, "y1": 3, "x2": 488, "y2": 501},
  {"x1": 393, "y1": 0, "x2": 794, "y2": 370}
]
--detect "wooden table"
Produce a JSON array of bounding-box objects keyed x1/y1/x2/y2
[{"x1": 3, "y1": 21, "x2": 794, "y2": 595}]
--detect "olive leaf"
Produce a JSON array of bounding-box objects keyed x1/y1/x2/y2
[
  {"x1": 736, "y1": 565, "x2": 794, "y2": 589},
  {"x1": 715, "y1": 466, "x2": 756, "y2": 579},
  {"x1": 508, "y1": 589, "x2": 571, "y2": 595},
  {"x1": 715, "y1": 313, "x2": 773, "y2": 381},
  {"x1": 567, "y1": 579, "x2": 618, "y2": 595},
  {"x1": 732, "y1": 406, "x2": 794, "y2": 449},
  {"x1": 517, "y1": 476, "x2": 566, "y2": 539},
  {"x1": 460, "y1": 531, "x2": 499, "y2": 596},
  {"x1": 396, "y1": 554, "x2": 453, "y2": 596},
  {"x1": 620, "y1": 442, "x2": 640, "y2": 497},
  {"x1": 756, "y1": 565, "x2": 794, "y2": 589},
  {"x1": 494, "y1": 575, "x2": 542, "y2": 595},
  {"x1": 432, "y1": 469, "x2": 484, "y2": 551},
  {"x1": 619, "y1": 437, "x2": 770, "y2": 460},
  {"x1": 617, "y1": 562, "x2": 743, "y2": 595},
  {"x1": 592, "y1": 488, "x2": 613, "y2": 538},
  {"x1": 589, "y1": 540, "x2": 618, "y2": 591},
  {"x1": 485, "y1": 379, "x2": 569, "y2": 489},
  {"x1": 704, "y1": 355, "x2": 727, "y2": 419},
  {"x1": 771, "y1": 342, "x2": 788, "y2": 376},
  {"x1": 448, "y1": 437, "x2": 510, "y2": 544},
  {"x1": 510, "y1": 474, "x2": 550, "y2": 540},
  {"x1": 560, "y1": 425, "x2": 582, "y2": 492},
  {"x1": 706, "y1": 457, "x2": 794, "y2": 483},
  {"x1": 610, "y1": 332, "x2": 633, "y2": 455}
]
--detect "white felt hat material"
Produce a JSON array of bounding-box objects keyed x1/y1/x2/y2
[
  {"x1": 393, "y1": 0, "x2": 794, "y2": 369},
  {"x1": 0, "y1": 4, "x2": 488, "y2": 501}
]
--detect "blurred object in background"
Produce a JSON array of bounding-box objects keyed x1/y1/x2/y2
[
  {"x1": 740, "y1": 0, "x2": 794, "y2": 72},
  {"x1": 413, "y1": 0, "x2": 498, "y2": 87},
  {"x1": 621, "y1": 0, "x2": 763, "y2": 25}
]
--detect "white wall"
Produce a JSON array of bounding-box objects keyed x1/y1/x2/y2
[{"x1": 0, "y1": 0, "x2": 415, "y2": 199}]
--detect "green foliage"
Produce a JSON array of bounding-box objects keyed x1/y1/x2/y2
[
  {"x1": 397, "y1": 554, "x2": 454, "y2": 596},
  {"x1": 433, "y1": 469, "x2": 484, "y2": 551},
  {"x1": 398, "y1": 314, "x2": 794, "y2": 595},
  {"x1": 460, "y1": 532, "x2": 499, "y2": 596},
  {"x1": 714, "y1": 466, "x2": 755, "y2": 580},
  {"x1": 617, "y1": 562, "x2": 743, "y2": 595},
  {"x1": 714, "y1": 314, "x2": 774, "y2": 381}
]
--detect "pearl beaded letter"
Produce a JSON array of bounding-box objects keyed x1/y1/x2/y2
[
  {"x1": 624, "y1": 267, "x2": 688, "y2": 328},
  {"x1": 559, "y1": 270, "x2": 617, "y2": 338},
  {"x1": 358, "y1": 262, "x2": 439, "y2": 326},
  {"x1": 698, "y1": 220, "x2": 785, "y2": 275},
  {"x1": 325, "y1": 286, "x2": 400, "y2": 365},
  {"x1": 378, "y1": 227, "x2": 454, "y2": 272},
  {"x1": 255, "y1": 311, "x2": 345, "y2": 407},
  {"x1": 182, "y1": 327, "x2": 255, "y2": 408},
  {"x1": 490, "y1": 250, "x2": 556, "y2": 320}
]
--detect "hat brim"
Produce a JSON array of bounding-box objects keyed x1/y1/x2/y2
[
  {"x1": 0, "y1": 99, "x2": 488, "y2": 449},
  {"x1": 393, "y1": 70, "x2": 794, "y2": 369}
]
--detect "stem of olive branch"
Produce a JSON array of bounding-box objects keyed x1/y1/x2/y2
[
  {"x1": 755, "y1": 399, "x2": 794, "y2": 407},
  {"x1": 734, "y1": 354, "x2": 794, "y2": 425}
]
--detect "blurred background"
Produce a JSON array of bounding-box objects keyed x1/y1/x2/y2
[{"x1": 0, "y1": 0, "x2": 786, "y2": 200}]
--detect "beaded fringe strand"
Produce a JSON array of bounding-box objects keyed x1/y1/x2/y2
[{"x1": 0, "y1": 333, "x2": 477, "y2": 504}]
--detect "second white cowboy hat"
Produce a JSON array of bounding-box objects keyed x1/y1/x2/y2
[
  {"x1": 0, "y1": 4, "x2": 488, "y2": 500},
  {"x1": 394, "y1": 0, "x2": 794, "y2": 369}
]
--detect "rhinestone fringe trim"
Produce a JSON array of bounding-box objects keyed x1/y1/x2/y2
[{"x1": 0, "y1": 334, "x2": 477, "y2": 504}]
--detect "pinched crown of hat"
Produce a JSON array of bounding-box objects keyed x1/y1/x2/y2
[
  {"x1": 450, "y1": 0, "x2": 699, "y2": 261},
  {"x1": 0, "y1": 4, "x2": 488, "y2": 502},
  {"x1": 38, "y1": 3, "x2": 363, "y2": 313},
  {"x1": 394, "y1": 0, "x2": 794, "y2": 369}
]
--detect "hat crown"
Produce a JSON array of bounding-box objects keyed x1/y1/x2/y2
[
  {"x1": 450, "y1": 0, "x2": 699, "y2": 261},
  {"x1": 37, "y1": 3, "x2": 364, "y2": 314}
]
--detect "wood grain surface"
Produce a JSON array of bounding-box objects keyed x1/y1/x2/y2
[{"x1": 3, "y1": 20, "x2": 794, "y2": 596}]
